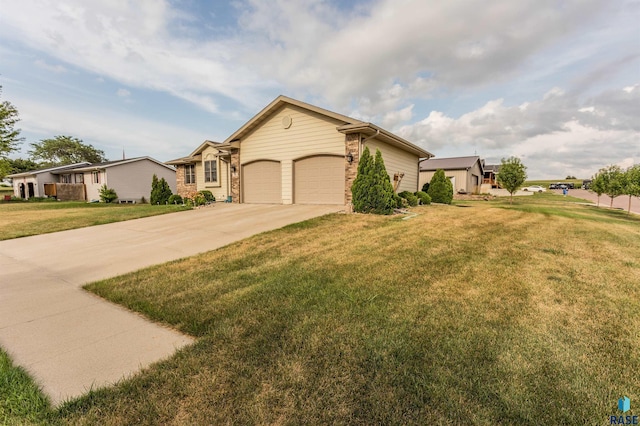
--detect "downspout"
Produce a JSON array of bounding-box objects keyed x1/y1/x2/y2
[{"x1": 360, "y1": 129, "x2": 380, "y2": 155}]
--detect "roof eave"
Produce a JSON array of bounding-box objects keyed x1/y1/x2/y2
[{"x1": 337, "y1": 123, "x2": 433, "y2": 158}]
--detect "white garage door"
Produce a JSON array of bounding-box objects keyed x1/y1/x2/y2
[
  {"x1": 243, "y1": 161, "x2": 282, "y2": 203},
  {"x1": 294, "y1": 155, "x2": 344, "y2": 204}
]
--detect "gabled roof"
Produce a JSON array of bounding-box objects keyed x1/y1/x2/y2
[
  {"x1": 420, "y1": 156, "x2": 483, "y2": 172},
  {"x1": 7, "y1": 162, "x2": 91, "y2": 178},
  {"x1": 165, "y1": 140, "x2": 230, "y2": 165},
  {"x1": 64, "y1": 157, "x2": 175, "y2": 173},
  {"x1": 224, "y1": 95, "x2": 358, "y2": 144},
  {"x1": 223, "y1": 95, "x2": 433, "y2": 158}
]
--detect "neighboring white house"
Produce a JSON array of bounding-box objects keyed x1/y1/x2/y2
[
  {"x1": 419, "y1": 156, "x2": 484, "y2": 194},
  {"x1": 8, "y1": 157, "x2": 176, "y2": 202},
  {"x1": 69, "y1": 157, "x2": 176, "y2": 202},
  {"x1": 8, "y1": 162, "x2": 91, "y2": 199}
]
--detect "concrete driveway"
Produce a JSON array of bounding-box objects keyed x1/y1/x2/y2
[{"x1": 0, "y1": 203, "x2": 342, "y2": 405}]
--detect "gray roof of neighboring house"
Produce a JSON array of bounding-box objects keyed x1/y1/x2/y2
[
  {"x1": 6, "y1": 162, "x2": 91, "y2": 178},
  {"x1": 61, "y1": 157, "x2": 175, "y2": 173},
  {"x1": 483, "y1": 164, "x2": 500, "y2": 173},
  {"x1": 419, "y1": 156, "x2": 482, "y2": 172}
]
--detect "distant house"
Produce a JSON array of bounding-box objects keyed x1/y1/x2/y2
[
  {"x1": 167, "y1": 95, "x2": 433, "y2": 205},
  {"x1": 8, "y1": 157, "x2": 176, "y2": 202},
  {"x1": 419, "y1": 156, "x2": 484, "y2": 194},
  {"x1": 482, "y1": 162, "x2": 501, "y2": 189}
]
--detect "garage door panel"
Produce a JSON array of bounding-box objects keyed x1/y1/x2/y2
[
  {"x1": 243, "y1": 161, "x2": 281, "y2": 203},
  {"x1": 294, "y1": 156, "x2": 344, "y2": 204}
]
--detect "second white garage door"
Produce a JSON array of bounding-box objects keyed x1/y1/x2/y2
[
  {"x1": 294, "y1": 155, "x2": 344, "y2": 204},
  {"x1": 243, "y1": 160, "x2": 282, "y2": 203}
]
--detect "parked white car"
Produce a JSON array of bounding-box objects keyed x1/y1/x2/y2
[{"x1": 522, "y1": 185, "x2": 546, "y2": 192}]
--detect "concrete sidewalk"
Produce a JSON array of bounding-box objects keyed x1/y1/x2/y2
[
  {"x1": 554, "y1": 189, "x2": 640, "y2": 215},
  {"x1": 0, "y1": 203, "x2": 341, "y2": 405}
]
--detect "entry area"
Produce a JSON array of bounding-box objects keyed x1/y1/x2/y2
[{"x1": 294, "y1": 155, "x2": 344, "y2": 205}]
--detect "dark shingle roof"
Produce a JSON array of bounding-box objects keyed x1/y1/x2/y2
[{"x1": 420, "y1": 156, "x2": 481, "y2": 172}]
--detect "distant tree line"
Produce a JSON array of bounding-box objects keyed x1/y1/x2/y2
[
  {"x1": 590, "y1": 164, "x2": 640, "y2": 214},
  {"x1": 0, "y1": 85, "x2": 107, "y2": 179}
]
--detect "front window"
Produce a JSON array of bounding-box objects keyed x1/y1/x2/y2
[
  {"x1": 92, "y1": 171, "x2": 100, "y2": 184},
  {"x1": 75, "y1": 173, "x2": 84, "y2": 183},
  {"x1": 204, "y1": 160, "x2": 217, "y2": 183},
  {"x1": 60, "y1": 174, "x2": 72, "y2": 183},
  {"x1": 185, "y1": 164, "x2": 195, "y2": 184}
]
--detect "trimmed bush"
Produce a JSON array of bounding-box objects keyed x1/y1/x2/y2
[
  {"x1": 393, "y1": 193, "x2": 404, "y2": 209},
  {"x1": 99, "y1": 184, "x2": 118, "y2": 203},
  {"x1": 427, "y1": 169, "x2": 453, "y2": 204},
  {"x1": 198, "y1": 190, "x2": 215, "y2": 203},
  {"x1": 415, "y1": 191, "x2": 431, "y2": 205},
  {"x1": 168, "y1": 194, "x2": 183, "y2": 205},
  {"x1": 398, "y1": 190, "x2": 418, "y2": 207}
]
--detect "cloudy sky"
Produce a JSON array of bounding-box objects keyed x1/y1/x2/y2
[{"x1": 1, "y1": 0, "x2": 638, "y2": 179}]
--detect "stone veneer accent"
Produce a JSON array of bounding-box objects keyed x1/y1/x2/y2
[
  {"x1": 344, "y1": 133, "x2": 360, "y2": 207},
  {"x1": 230, "y1": 149, "x2": 240, "y2": 203},
  {"x1": 175, "y1": 164, "x2": 196, "y2": 198}
]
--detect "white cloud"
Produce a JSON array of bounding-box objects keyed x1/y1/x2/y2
[
  {"x1": 34, "y1": 59, "x2": 67, "y2": 73},
  {"x1": 397, "y1": 86, "x2": 639, "y2": 178},
  {"x1": 116, "y1": 88, "x2": 131, "y2": 98},
  {"x1": 0, "y1": 0, "x2": 268, "y2": 111},
  {"x1": 17, "y1": 97, "x2": 209, "y2": 161}
]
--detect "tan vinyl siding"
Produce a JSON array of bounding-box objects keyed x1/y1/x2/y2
[
  {"x1": 240, "y1": 105, "x2": 346, "y2": 204},
  {"x1": 419, "y1": 165, "x2": 483, "y2": 193},
  {"x1": 196, "y1": 146, "x2": 229, "y2": 201},
  {"x1": 363, "y1": 138, "x2": 420, "y2": 193},
  {"x1": 420, "y1": 170, "x2": 466, "y2": 192}
]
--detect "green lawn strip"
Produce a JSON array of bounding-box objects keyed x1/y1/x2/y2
[
  {"x1": 0, "y1": 202, "x2": 189, "y2": 240},
  {"x1": 0, "y1": 349, "x2": 53, "y2": 425},
  {"x1": 54, "y1": 202, "x2": 640, "y2": 424}
]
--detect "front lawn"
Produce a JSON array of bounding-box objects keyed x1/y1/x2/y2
[
  {"x1": 0, "y1": 201, "x2": 189, "y2": 240},
  {"x1": 5, "y1": 195, "x2": 640, "y2": 424}
]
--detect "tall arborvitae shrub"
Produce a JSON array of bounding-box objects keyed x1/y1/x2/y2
[
  {"x1": 370, "y1": 149, "x2": 395, "y2": 214},
  {"x1": 351, "y1": 147, "x2": 374, "y2": 213},
  {"x1": 427, "y1": 169, "x2": 453, "y2": 204},
  {"x1": 351, "y1": 147, "x2": 395, "y2": 214},
  {"x1": 150, "y1": 174, "x2": 173, "y2": 205}
]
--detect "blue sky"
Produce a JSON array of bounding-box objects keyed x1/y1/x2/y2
[{"x1": 1, "y1": 0, "x2": 638, "y2": 179}]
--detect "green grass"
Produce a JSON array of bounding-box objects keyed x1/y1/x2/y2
[
  {"x1": 0, "y1": 201, "x2": 190, "y2": 240},
  {"x1": 4, "y1": 195, "x2": 640, "y2": 424},
  {"x1": 0, "y1": 349, "x2": 51, "y2": 425}
]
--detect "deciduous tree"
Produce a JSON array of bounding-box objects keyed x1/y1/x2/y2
[
  {"x1": 590, "y1": 172, "x2": 606, "y2": 207},
  {"x1": 623, "y1": 164, "x2": 640, "y2": 214},
  {"x1": 596, "y1": 165, "x2": 624, "y2": 208},
  {"x1": 0, "y1": 86, "x2": 24, "y2": 178},
  {"x1": 29, "y1": 136, "x2": 106, "y2": 166},
  {"x1": 497, "y1": 157, "x2": 527, "y2": 204}
]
